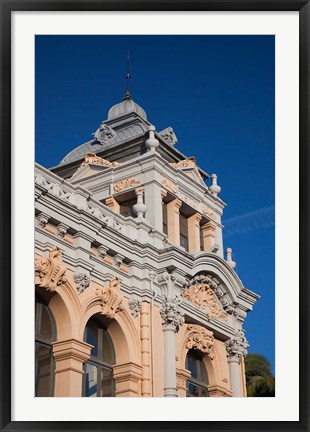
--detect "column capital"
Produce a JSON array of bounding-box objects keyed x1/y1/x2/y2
[
  {"x1": 202, "y1": 220, "x2": 216, "y2": 232},
  {"x1": 225, "y1": 329, "x2": 249, "y2": 363},
  {"x1": 160, "y1": 295, "x2": 184, "y2": 332}
]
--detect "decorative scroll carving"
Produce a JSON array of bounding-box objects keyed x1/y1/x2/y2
[
  {"x1": 160, "y1": 296, "x2": 185, "y2": 332},
  {"x1": 93, "y1": 123, "x2": 117, "y2": 144},
  {"x1": 186, "y1": 274, "x2": 234, "y2": 313},
  {"x1": 161, "y1": 178, "x2": 177, "y2": 194},
  {"x1": 225, "y1": 329, "x2": 249, "y2": 361},
  {"x1": 170, "y1": 157, "x2": 196, "y2": 169},
  {"x1": 57, "y1": 223, "x2": 69, "y2": 238},
  {"x1": 77, "y1": 153, "x2": 120, "y2": 172},
  {"x1": 158, "y1": 127, "x2": 178, "y2": 145},
  {"x1": 181, "y1": 283, "x2": 227, "y2": 320},
  {"x1": 35, "y1": 246, "x2": 67, "y2": 291},
  {"x1": 114, "y1": 254, "x2": 124, "y2": 267},
  {"x1": 95, "y1": 277, "x2": 124, "y2": 318},
  {"x1": 128, "y1": 298, "x2": 141, "y2": 318},
  {"x1": 114, "y1": 177, "x2": 141, "y2": 193},
  {"x1": 185, "y1": 324, "x2": 214, "y2": 360},
  {"x1": 37, "y1": 213, "x2": 50, "y2": 228},
  {"x1": 74, "y1": 272, "x2": 90, "y2": 294}
]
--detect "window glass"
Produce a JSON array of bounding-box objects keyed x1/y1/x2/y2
[
  {"x1": 84, "y1": 363, "x2": 98, "y2": 397},
  {"x1": 85, "y1": 320, "x2": 99, "y2": 358},
  {"x1": 186, "y1": 349, "x2": 209, "y2": 397}
]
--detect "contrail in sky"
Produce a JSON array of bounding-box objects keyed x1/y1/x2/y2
[{"x1": 222, "y1": 206, "x2": 275, "y2": 238}]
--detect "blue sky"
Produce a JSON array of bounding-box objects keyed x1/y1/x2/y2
[{"x1": 35, "y1": 35, "x2": 275, "y2": 373}]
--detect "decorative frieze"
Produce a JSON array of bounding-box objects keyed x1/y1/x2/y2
[
  {"x1": 114, "y1": 177, "x2": 141, "y2": 193},
  {"x1": 77, "y1": 152, "x2": 121, "y2": 172},
  {"x1": 170, "y1": 157, "x2": 196, "y2": 168},
  {"x1": 74, "y1": 272, "x2": 90, "y2": 294},
  {"x1": 35, "y1": 246, "x2": 67, "y2": 291},
  {"x1": 185, "y1": 324, "x2": 214, "y2": 360},
  {"x1": 181, "y1": 282, "x2": 227, "y2": 321},
  {"x1": 202, "y1": 205, "x2": 214, "y2": 218},
  {"x1": 225, "y1": 329, "x2": 249, "y2": 361},
  {"x1": 160, "y1": 295, "x2": 185, "y2": 332},
  {"x1": 161, "y1": 178, "x2": 177, "y2": 194},
  {"x1": 95, "y1": 277, "x2": 124, "y2": 319}
]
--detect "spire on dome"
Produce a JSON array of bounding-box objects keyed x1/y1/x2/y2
[{"x1": 123, "y1": 51, "x2": 132, "y2": 101}]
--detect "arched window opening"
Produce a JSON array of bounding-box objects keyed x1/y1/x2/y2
[
  {"x1": 186, "y1": 349, "x2": 209, "y2": 397},
  {"x1": 35, "y1": 299, "x2": 56, "y2": 397},
  {"x1": 83, "y1": 317, "x2": 116, "y2": 397}
]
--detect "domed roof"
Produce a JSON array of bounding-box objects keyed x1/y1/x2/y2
[{"x1": 108, "y1": 93, "x2": 147, "y2": 121}]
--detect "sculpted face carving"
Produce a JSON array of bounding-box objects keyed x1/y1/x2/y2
[
  {"x1": 181, "y1": 283, "x2": 227, "y2": 321},
  {"x1": 185, "y1": 324, "x2": 214, "y2": 360},
  {"x1": 35, "y1": 246, "x2": 67, "y2": 291},
  {"x1": 95, "y1": 277, "x2": 124, "y2": 319}
]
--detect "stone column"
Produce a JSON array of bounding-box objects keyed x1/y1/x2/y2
[
  {"x1": 201, "y1": 221, "x2": 216, "y2": 252},
  {"x1": 188, "y1": 212, "x2": 202, "y2": 253},
  {"x1": 225, "y1": 329, "x2": 249, "y2": 397},
  {"x1": 166, "y1": 199, "x2": 182, "y2": 246},
  {"x1": 52, "y1": 339, "x2": 92, "y2": 397},
  {"x1": 158, "y1": 272, "x2": 185, "y2": 397}
]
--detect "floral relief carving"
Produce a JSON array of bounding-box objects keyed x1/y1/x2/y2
[
  {"x1": 128, "y1": 298, "x2": 141, "y2": 318},
  {"x1": 95, "y1": 277, "x2": 124, "y2": 318},
  {"x1": 35, "y1": 246, "x2": 67, "y2": 291},
  {"x1": 170, "y1": 157, "x2": 196, "y2": 169},
  {"x1": 225, "y1": 329, "x2": 249, "y2": 361},
  {"x1": 161, "y1": 178, "x2": 177, "y2": 194},
  {"x1": 185, "y1": 324, "x2": 214, "y2": 360},
  {"x1": 77, "y1": 152, "x2": 121, "y2": 172},
  {"x1": 74, "y1": 272, "x2": 90, "y2": 294},
  {"x1": 202, "y1": 205, "x2": 214, "y2": 218},
  {"x1": 181, "y1": 283, "x2": 227, "y2": 321},
  {"x1": 160, "y1": 295, "x2": 185, "y2": 332},
  {"x1": 114, "y1": 177, "x2": 141, "y2": 192}
]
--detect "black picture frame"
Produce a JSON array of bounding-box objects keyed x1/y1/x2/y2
[{"x1": 1, "y1": 1, "x2": 309, "y2": 431}]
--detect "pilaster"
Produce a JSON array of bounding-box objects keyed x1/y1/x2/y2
[
  {"x1": 113, "y1": 362, "x2": 142, "y2": 397},
  {"x1": 52, "y1": 339, "x2": 92, "y2": 397},
  {"x1": 201, "y1": 221, "x2": 216, "y2": 252},
  {"x1": 188, "y1": 212, "x2": 202, "y2": 254},
  {"x1": 166, "y1": 199, "x2": 182, "y2": 245}
]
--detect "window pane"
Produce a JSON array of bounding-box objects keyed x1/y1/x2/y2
[
  {"x1": 39, "y1": 304, "x2": 54, "y2": 340},
  {"x1": 35, "y1": 344, "x2": 53, "y2": 397},
  {"x1": 85, "y1": 320, "x2": 99, "y2": 357},
  {"x1": 84, "y1": 363, "x2": 98, "y2": 397},
  {"x1": 186, "y1": 350, "x2": 198, "y2": 379},
  {"x1": 100, "y1": 368, "x2": 114, "y2": 397},
  {"x1": 101, "y1": 329, "x2": 115, "y2": 364}
]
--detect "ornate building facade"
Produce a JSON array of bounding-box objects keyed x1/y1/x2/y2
[{"x1": 35, "y1": 90, "x2": 259, "y2": 397}]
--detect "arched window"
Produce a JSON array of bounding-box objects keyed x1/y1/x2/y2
[
  {"x1": 35, "y1": 299, "x2": 56, "y2": 397},
  {"x1": 83, "y1": 317, "x2": 115, "y2": 397},
  {"x1": 186, "y1": 349, "x2": 209, "y2": 397}
]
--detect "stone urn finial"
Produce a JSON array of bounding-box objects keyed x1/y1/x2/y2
[
  {"x1": 145, "y1": 125, "x2": 159, "y2": 151},
  {"x1": 132, "y1": 189, "x2": 147, "y2": 218},
  {"x1": 209, "y1": 173, "x2": 221, "y2": 197},
  {"x1": 226, "y1": 247, "x2": 236, "y2": 270}
]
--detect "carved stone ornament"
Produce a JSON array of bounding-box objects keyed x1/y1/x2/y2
[
  {"x1": 76, "y1": 153, "x2": 121, "y2": 172},
  {"x1": 181, "y1": 283, "x2": 227, "y2": 321},
  {"x1": 114, "y1": 177, "x2": 141, "y2": 193},
  {"x1": 185, "y1": 274, "x2": 234, "y2": 313},
  {"x1": 74, "y1": 272, "x2": 90, "y2": 294},
  {"x1": 57, "y1": 223, "x2": 69, "y2": 238},
  {"x1": 170, "y1": 157, "x2": 196, "y2": 169},
  {"x1": 225, "y1": 329, "x2": 249, "y2": 361},
  {"x1": 160, "y1": 295, "x2": 185, "y2": 332},
  {"x1": 161, "y1": 178, "x2": 177, "y2": 194},
  {"x1": 35, "y1": 246, "x2": 67, "y2": 291},
  {"x1": 185, "y1": 324, "x2": 215, "y2": 360},
  {"x1": 37, "y1": 212, "x2": 50, "y2": 228},
  {"x1": 95, "y1": 277, "x2": 124, "y2": 319},
  {"x1": 158, "y1": 127, "x2": 178, "y2": 145},
  {"x1": 93, "y1": 123, "x2": 117, "y2": 144},
  {"x1": 128, "y1": 298, "x2": 141, "y2": 318}
]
